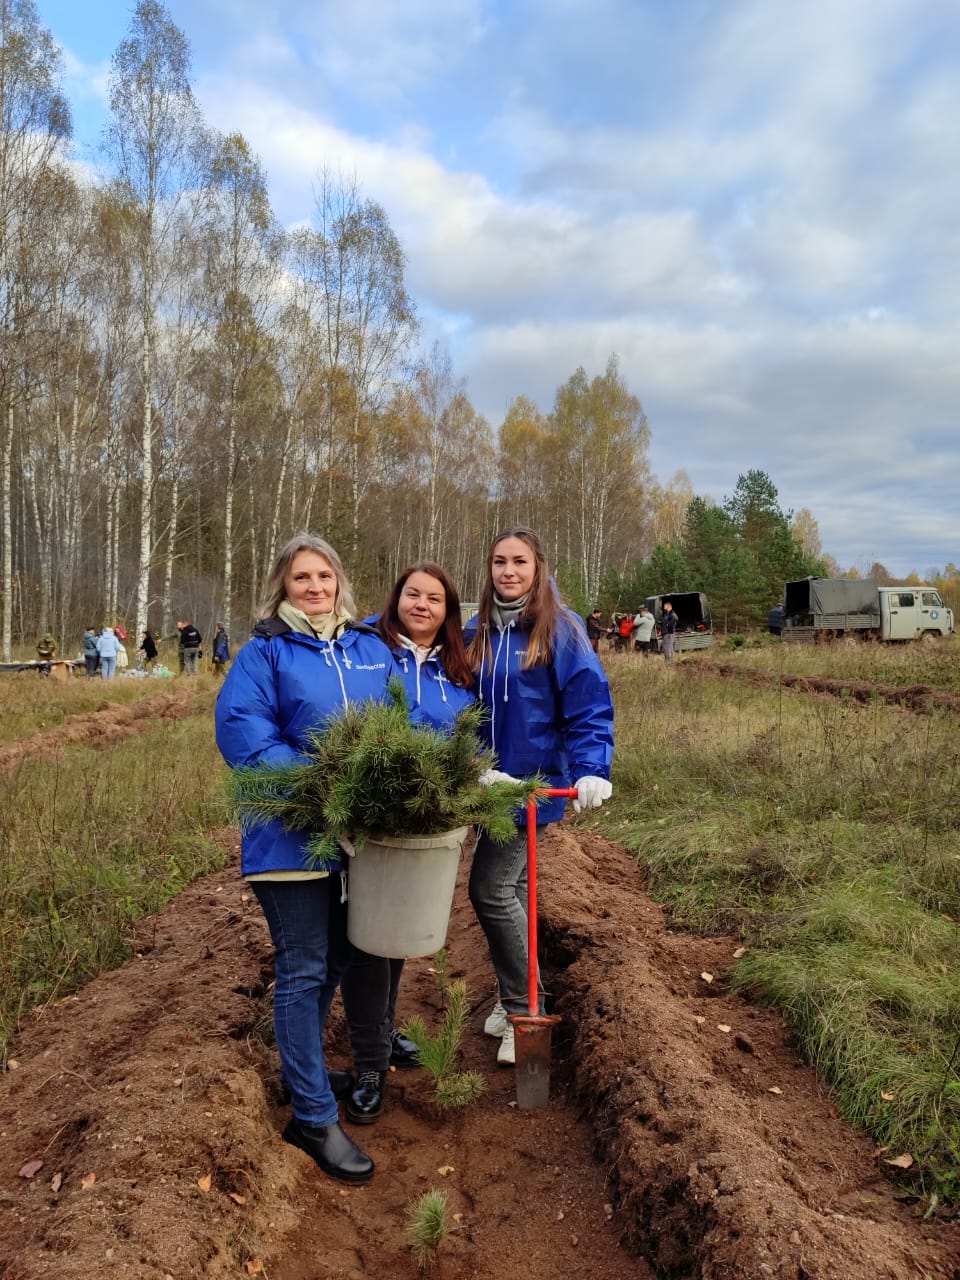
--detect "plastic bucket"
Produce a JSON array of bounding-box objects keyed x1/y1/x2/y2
[{"x1": 346, "y1": 826, "x2": 469, "y2": 958}]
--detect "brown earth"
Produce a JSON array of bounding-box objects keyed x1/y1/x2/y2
[
  {"x1": 0, "y1": 688, "x2": 206, "y2": 773},
  {"x1": 692, "y1": 658, "x2": 960, "y2": 715},
  {"x1": 2, "y1": 815, "x2": 959, "y2": 1280}
]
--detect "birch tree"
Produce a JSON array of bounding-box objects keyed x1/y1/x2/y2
[
  {"x1": 104, "y1": 0, "x2": 205, "y2": 640},
  {"x1": 0, "y1": 0, "x2": 70, "y2": 658}
]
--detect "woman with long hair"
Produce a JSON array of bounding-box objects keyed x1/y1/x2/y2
[
  {"x1": 465, "y1": 527, "x2": 614, "y2": 1065},
  {"x1": 215, "y1": 533, "x2": 398, "y2": 1184},
  {"x1": 340, "y1": 562, "x2": 476, "y2": 1124}
]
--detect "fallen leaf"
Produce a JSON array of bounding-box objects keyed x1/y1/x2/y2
[
  {"x1": 885, "y1": 1153, "x2": 915, "y2": 1170},
  {"x1": 693, "y1": 1016, "x2": 706, "y2": 1026},
  {"x1": 6, "y1": 1059, "x2": 19, "y2": 1071},
  {"x1": 245, "y1": 1262, "x2": 264, "y2": 1276},
  {"x1": 197, "y1": 1174, "x2": 212, "y2": 1192},
  {"x1": 768, "y1": 1086, "x2": 783, "y2": 1095},
  {"x1": 452, "y1": 1213, "x2": 464, "y2": 1223},
  {"x1": 717, "y1": 1024, "x2": 731, "y2": 1034},
  {"x1": 700, "y1": 972, "x2": 714, "y2": 984},
  {"x1": 880, "y1": 1091, "x2": 896, "y2": 1102},
  {"x1": 229, "y1": 1192, "x2": 246, "y2": 1205},
  {"x1": 436, "y1": 1165, "x2": 455, "y2": 1176},
  {"x1": 18, "y1": 1159, "x2": 43, "y2": 1179},
  {"x1": 732, "y1": 947, "x2": 746, "y2": 959},
  {"x1": 50, "y1": 1172, "x2": 62, "y2": 1192},
  {"x1": 80, "y1": 1172, "x2": 96, "y2": 1190}
]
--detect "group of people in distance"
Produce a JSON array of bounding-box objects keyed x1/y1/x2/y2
[
  {"x1": 214, "y1": 526, "x2": 615, "y2": 1185},
  {"x1": 587, "y1": 600, "x2": 679, "y2": 660}
]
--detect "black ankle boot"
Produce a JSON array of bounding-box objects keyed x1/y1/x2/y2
[
  {"x1": 345, "y1": 1070, "x2": 386, "y2": 1125},
  {"x1": 282, "y1": 1117, "x2": 374, "y2": 1183},
  {"x1": 389, "y1": 1029, "x2": 421, "y2": 1068}
]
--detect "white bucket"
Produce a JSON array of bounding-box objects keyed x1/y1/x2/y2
[{"x1": 346, "y1": 826, "x2": 468, "y2": 958}]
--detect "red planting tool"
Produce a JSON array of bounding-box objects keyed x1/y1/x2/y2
[{"x1": 511, "y1": 786, "x2": 578, "y2": 1109}]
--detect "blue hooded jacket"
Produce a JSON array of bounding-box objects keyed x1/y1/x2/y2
[
  {"x1": 215, "y1": 619, "x2": 399, "y2": 875},
  {"x1": 463, "y1": 609, "x2": 614, "y2": 825},
  {"x1": 364, "y1": 615, "x2": 476, "y2": 732}
]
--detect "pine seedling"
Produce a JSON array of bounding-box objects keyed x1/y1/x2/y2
[
  {"x1": 407, "y1": 1188, "x2": 452, "y2": 1268},
  {"x1": 399, "y1": 978, "x2": 486, "y2": 1110}
]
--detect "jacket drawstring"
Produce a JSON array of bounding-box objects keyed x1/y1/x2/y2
[
  {"x1": 323, "y1": 640, "x2": 349, "y2": 705},
  {"x1": 489, "y1": 624, "x2": 510, "y2": 752}
]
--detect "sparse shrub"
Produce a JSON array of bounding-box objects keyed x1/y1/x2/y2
[{"x1": 400, "y1": 976, "x2": 486, "y2": 1109}]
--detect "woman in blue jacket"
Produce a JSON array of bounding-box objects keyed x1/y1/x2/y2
[
  {"x1": 215, "y1": 533, "x2": 397, "y2": 1185},
  {"x1": 340, "y1": 562, "x2": 476, "y2": 1124},
  {"x1": 464, "y1": 527, "x2": 614, "y2": 1065}
]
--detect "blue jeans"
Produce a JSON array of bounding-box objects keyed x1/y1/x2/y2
[
  {"x1": 99, "y1": 655, "x2": 117, "y2": 679},
  {"x1": 468, "y1": 825, "x2": 548, "y2": 1017},
  {"x1": 253, "y1": 875, "x2": 351, "y2": 1127}
]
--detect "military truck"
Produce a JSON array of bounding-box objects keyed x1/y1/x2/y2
[
  {"x1": 780, "y1": 578, "x2": 954, "y2": 643},
  {"x1": 644, "y1": 591, "x2": 713, "y2": 653}
]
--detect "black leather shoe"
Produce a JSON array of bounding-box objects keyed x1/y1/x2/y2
[
  {"x1": 345, "y1": 1070, "x2": 386, "y2": 1125},
  {"x1": 282, "y1": 1117, "x2": 374, "y2": 1183},
  {"x1": 278, "y1": 1070, "x2": 353, "y2": 1107},
  {"x1": 389, "y1": 1029, "x2": 421, "y2": 1069}
]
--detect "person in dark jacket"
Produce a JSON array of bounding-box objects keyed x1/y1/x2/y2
[
  {"x1": 660, "y1": 600, "x2": 679, "y2": 661},
  {"x1": 138, "y1": 630, "x2": 158, "y2": 669},
  {"x1": 585, "y1": 607, "x2": 611, "y2": 654},
  {"x1": 211, "y1": 623, "x2": 230, "y2": 676},
  {"x1": 177, "y1": 620, "x2": 202, "y2": 675},
  {"x1": 464, "y1": 526, "x2": 614, "y2": 1066},
  {"x1": 215, "y1": 533, "x2": 398, "y2": 1185},
  {"x1": 82, "y1": 626, "x2": 100, "y2": 677},
  {"x1": 340, "y1": 562, "x2": 476, "y2": 1125}
]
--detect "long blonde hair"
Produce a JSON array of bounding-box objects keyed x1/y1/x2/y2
[
  {"x1": 467, "y1": 526, "x2": 564, "y2": 671},
  {"x1": 258, "y1": 533, "x2": 357, "y2": 619}
]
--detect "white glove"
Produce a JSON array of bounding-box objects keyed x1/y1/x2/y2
[
  {"x1": 478, "y1": 769, "x2": 520, "y2": 787},
  {"x1": 337, "y1": 833, "x2": 356, "y2": 857},
  {"x1": 573, "y1": 776, "x2": 612, "y2": 813}
]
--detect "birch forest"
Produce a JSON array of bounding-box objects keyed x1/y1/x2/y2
[{"x1": 2, "y1": 0, "x2": 676, "y2": 656}]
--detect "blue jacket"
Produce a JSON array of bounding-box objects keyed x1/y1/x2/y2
[
  {"x1": 463, "y1": 610, "x2": 614, "y2": 825},
  {"x1": 215, "y1": 620, "x2": 399, "y2": 876},
  {"x1": 363, "y1": 615, "x2": 476, "y2": 733}
]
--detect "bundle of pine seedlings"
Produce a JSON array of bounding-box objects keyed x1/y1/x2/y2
[{"x1": 226, "y1": 679, "x2": 542, "y2": 867}]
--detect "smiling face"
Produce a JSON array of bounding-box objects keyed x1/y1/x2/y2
[
  {"x1": 491, "y1": 536, "x2": 537, "y2": 602},
  {"x1": 396, "y1": 570, "x2": 448, "y2": 645},
  {"x1": 283, "y1": 550, "x2": 337, "y2": 615}
]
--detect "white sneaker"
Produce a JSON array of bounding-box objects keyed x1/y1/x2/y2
[
  {"x1": 483, "y1": 1000, "x2": 509, "y2": 1039},
  {"x1": 497, "y1": 1024, "x2": 515, "y2": 1066}
]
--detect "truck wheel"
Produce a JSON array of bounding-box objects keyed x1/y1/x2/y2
[{"x1": 920, "y1": 630, "x2": 940, "y2": 644}]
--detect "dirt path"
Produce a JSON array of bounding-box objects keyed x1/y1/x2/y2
[
  {"x1": 0, "y1": 688, "x2": 208, "y2": 772},
  {"x1": 1, "y1": 825, "x2": 957, "y2": 1279}
]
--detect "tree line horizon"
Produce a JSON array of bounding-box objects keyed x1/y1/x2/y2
[{"x1": 0, "y1": 0, "x2": 955, "y2": 658}]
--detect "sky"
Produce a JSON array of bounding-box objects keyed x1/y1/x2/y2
[{"x1": 40, "y1": 0, "x2": 960, "y2": 577}]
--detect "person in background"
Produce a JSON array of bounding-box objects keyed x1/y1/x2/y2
[
  {"x1": 660, "y1": 600, "x2": 679, "y2": 661},
  {"x1": 464, "y1": 526, "x2": 614, "y2": 1066},
  {"x1": 96, "y1": 626, "x2": 122, "y2": 680},
  {"x1": 215, "y1": 533, "x2": 398, "y2": 1185},
  {"x1": 177, "y1": 620, "x2": 202, "y2": 675},
  {"x1": 339, "y1": 562, "x2": 476, "y2": 1126},
  {"x1": 139, "y1": 629, "x2": 158, "y2": 670},
  {"x1": 633, "y1": 605, "x2": 656, "y2": 655},
  {"x1": 82, "y1": 626, "x2": 100, "y2": 677},
  {"x1": 586, "y1": 607, "x2": 611, "y2": 654},
  {"x1": 211, "y1": 623, "x2": 230, "y2": 676}
]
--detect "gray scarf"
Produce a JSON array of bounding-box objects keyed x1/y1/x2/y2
[{"x1": 491, "y1": 591, "x2": 528, "y2": 630}]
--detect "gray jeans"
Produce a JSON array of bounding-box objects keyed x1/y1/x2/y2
[
  {"x1": 182, "y1": 647, "x2": 200, "y2": 675},
  {"x1": 661, "y1": 632, "x2": 676, "y2": 660},
  {"x1": 468, "y1": 824, "x2": 548, "y2": 1017}
]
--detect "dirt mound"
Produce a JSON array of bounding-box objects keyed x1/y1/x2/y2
[
  {"x1": 0, "y1": 826, "x2": 957, "y2": 1279},
  {"x1": 694, "y1": 659, "x2": 960, "y2": 714},
  {"x1": 0, "y1": 689, "x2": 206, "y2": 773}
]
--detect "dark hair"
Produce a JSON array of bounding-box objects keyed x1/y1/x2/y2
[
  {"x1": 378, "y1": 562, "x2": 474, "y2": 689},
  {"x1": 258, "y1": 533, "x2": 356, "y2": 620},
  {"x1": 467, "y1": 525, "x2": 573, "y2": 671}
]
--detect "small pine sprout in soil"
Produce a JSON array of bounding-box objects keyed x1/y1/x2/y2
[{"x1": 407, "y1": 1188, "x2": 452, "y2": 1267}]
